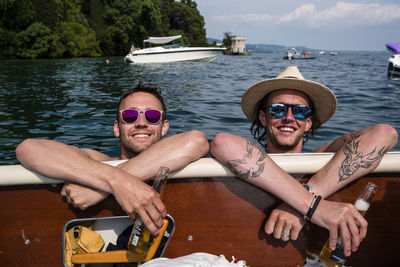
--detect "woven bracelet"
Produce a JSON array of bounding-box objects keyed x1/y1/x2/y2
[{"x1": 304, "y1": 195, "x2": 322, "y2": 221}]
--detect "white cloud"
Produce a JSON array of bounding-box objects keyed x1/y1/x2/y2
[
  {"x1": 212, "y1": 2, "x2": 400, "y2": 29},
  {"x1": 291, "y1": 2, "x2": 400, "y2": 27},
  {"x1": 277, "y1": 4, "x2": 315, "y2": 24},
  {"x1": 213, "y1": 13, "x2": 274, "y2": 23}
]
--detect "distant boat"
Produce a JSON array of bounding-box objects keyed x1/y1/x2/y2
[
  {"x1": 319, "y1": 51, "x2": 326, "y2": 55},
  {"x1": 124, "y1": 35, "x2": 226, "y2": 64},
  {"x1": 283, "y1": 48, "x2": 316, "y2": 60},
  {"x1": 330, "y1": 51, "x2": 338, "y2": 56},
  {"x1": 386, "y1": 43, "x2": 400, "y2": 79}
]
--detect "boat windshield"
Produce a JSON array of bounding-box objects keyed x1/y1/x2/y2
[{"x1": 162, "y1": 43, "x2": 186, "y2": 49}]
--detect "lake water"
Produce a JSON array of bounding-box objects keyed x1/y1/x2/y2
[{"x1": 1, "y1": 52, "x2": 399, "y2": 165}]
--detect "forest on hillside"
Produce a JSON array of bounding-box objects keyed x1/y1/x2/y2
[{"x1": 0, "y1": 0, "x2": 208, "y2": 59}]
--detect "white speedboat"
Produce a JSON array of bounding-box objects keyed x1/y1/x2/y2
[
  {"x1": 124, "y1": 35, "x2": 226, "y2": 64},
  {"x1": 386, "y1": 43, "x2": 400, "y2": 79},
  {"x1": 283, "y1": 48, "x2": 316, "y2": 60}
]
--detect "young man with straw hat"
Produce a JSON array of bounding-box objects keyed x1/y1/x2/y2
[{"x1": 211, "y1": 66, "x2": 398, "y2": 257}]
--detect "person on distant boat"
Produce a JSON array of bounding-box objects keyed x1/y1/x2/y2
[
  {"x1": 210, "y1": 66, "x2": 398, "y2": 257},
  {"x1": 15, "y1": 82, "x2": 209, "y2": 235}
]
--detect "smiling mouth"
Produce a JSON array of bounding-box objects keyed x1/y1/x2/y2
[
  {"x1": 133, "y1": 133, "x2": 151, "y2": 138},
  {"x1": 278, "y1": 126, "x2": 295, "y2": 132}
]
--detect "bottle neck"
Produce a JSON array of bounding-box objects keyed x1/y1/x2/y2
[
  {"x1": 152, "y1": 166, "x2": 169, "y2": 195},
  {"x1": 354, "y1": 182, "x2": 378, "y2": 214}
]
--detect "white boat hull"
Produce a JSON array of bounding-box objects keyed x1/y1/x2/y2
[
  {"x1": 283, "y1": 54, "x2": 316, "y2": 60},
  {"x1": 388, "y1": 54, "x2": 400, "y2": 79},
  {"x1": 124, "y1": 47, "x2": 226, "y2": 64},
  {"x1": 283, "y1": 48, "x2": 316, "y2": 60}
]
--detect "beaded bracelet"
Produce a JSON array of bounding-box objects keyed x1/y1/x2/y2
[{"x1": 304, "y1": 195, "x2": 322, "y2": 221}]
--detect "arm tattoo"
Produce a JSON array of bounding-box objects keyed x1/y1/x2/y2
[
  {"x1": 338, "y1": 130, "x2": 387, "y2": 182},
  {"x1": 225, "y1": 140, "x2": 267, "y2": 180}
]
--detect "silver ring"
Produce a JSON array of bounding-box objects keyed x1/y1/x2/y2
[{"x1": 281, "y1": 231, "x2": 290, "y2": 239}]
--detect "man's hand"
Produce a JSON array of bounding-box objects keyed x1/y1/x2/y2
[
  {"x1": 61, "y1": 182, "x2": 109, "y2": 210},
  {"x1": 265, "y1": 203, "x2": 306, "y2": 241},
  {"x1": 311, "y1": 200, "x2": 368, "y2": 256},
  {"x1": 109, "y1": 175, "x2": 167, "y2": 235}
]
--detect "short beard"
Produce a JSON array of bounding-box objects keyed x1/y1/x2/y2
[
  {"x1": 121, "y1": 144, "x2": 141, "y2": 159},
  {"x1": 120, "y1": 138, "x2": 153, "y2": 159},
  {"x1": 267, "y1": 133, "x2": 303, "y2": 152}
]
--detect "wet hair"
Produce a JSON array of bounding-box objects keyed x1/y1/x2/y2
[
  {"x1": 250, "y1": 93, "x2": 320, "y2": 151},
  {"x1": 116, "y1": 82, "x2": 167, "y2": 122}
]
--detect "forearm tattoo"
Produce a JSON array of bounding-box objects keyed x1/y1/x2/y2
[
  {"x1": 338, "y1": 131, "x2": 386, "y2": 182},
  {"x1": 225, "y1": 140, "x2": 267, "y2": 180}
]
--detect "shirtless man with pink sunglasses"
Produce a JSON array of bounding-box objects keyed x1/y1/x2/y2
[{"x1": 16, "y1": 82, "x2": 210, "y2": 235}]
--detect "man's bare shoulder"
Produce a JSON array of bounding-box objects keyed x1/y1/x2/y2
[
  {"x1": 81, "y1": 148, "x2": 116, "y2": 161},
  {"x1": 312, "y1": 144, "x2": 330, "y2": 152}
]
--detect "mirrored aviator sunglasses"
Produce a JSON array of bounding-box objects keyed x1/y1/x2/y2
[
  {"x1": 268, "y1": 103, "x2": 311, "y2": 121},
  {"x1": 120, "y1": 109, "x2": 163, "y2": 124}
]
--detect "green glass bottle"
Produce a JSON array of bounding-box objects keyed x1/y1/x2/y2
[
  {"x1": 319, "y1": 182, "x2": 378, "y2": 267},
  {"x1": 127, "y1": 166, "x2": 169, "y2": 256}
]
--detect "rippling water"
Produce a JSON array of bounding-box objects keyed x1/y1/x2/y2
[{"x1": 1, "y1": 53, "x2": 399, "y2": 165}]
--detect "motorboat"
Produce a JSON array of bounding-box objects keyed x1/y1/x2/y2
[
  {"x1": 330, "y1": 51, "x2": 338, "y2": 56},
  {"x1": 386, "y1": 43, "x2": 400, "y2": 79},
  {"x1": 124, "y1": 35, "x2": 226, "y2": 64},
  {"x1": 283, "y1": 48, "x2": 316, "y2": 60},
  {"x1": 388, "y1": 54, "x2": 400, "y2": 78},
  {"x1": 1, "y1": 152, "x2": 400, "y2": 266}
]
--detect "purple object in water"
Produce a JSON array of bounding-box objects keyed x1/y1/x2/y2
[{"x1": 386, "y1": 43, "x2": 400, "y2": 53}]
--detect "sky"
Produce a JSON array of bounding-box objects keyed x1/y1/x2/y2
[{"x1": 194, "y1": 0, "x2": 400, "y2": 51}]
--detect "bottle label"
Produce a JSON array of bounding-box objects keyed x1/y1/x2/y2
[
  {"x1": 329, "y1": 238, "x2": 346, "y2": 264},
  {"x1": 131, "y1": 219, "x2": 144, "y2": 246}
]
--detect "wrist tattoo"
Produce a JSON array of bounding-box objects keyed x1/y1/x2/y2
[
  {"x1": 338, "y1": 130, "x2": 386, "y2": 182},
  {"x1": 225, "y1": 140, "x2": 267, "y2": 180}
]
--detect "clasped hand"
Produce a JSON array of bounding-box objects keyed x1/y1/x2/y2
[
  {"x1": 62, "y1": 175, "x2": 167, "y2": 235},
  {"x1": 61, "y1": 182, "x2": 109, "y2": 210},
  {"x1": 266, "y1": 200, "x2": 367, "y2": 257}
]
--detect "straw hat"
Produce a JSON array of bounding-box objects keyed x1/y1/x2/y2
[{"x1": 241, "y1": 66, "x2": 337, "y2": 126}]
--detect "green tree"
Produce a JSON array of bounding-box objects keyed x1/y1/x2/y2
[
  {"x1": 100, "y1": 0, "x2": 163, "y2": 55},
  {"x1": 1, "y1": 0, "x2": 209, "y2": 58},
  {"x1": 32, "y1": 0, "x2": 63, "y2": 29},
  {"x1": 223, "y1": 32, "x2": 232, "y2": 48},
  {"x1": 0, "y1": 27, "x2": 17, "y2": 59},
  {"x1": 102, "y1": 0, "x2": 137, "y2": 55},
  {"x1": 81, "y1": 0, "x2": 106, "y2": 35},
  {"x1": 180, "y1": 0, "x2": 197, "y2": 9},
  {"x1": 15, "y1": 22, "x2": 53, "y2": 58},
  {"x1": 164, "y1": 1, "x2": 207, "y2": 46},
  {"x1": 62, "y1": 0, "x2": 83, "y2": 23},
  {"x1": 137, "y1": 0, "x2": 162, "y2": 38},
  {"x1": 53, "y1": 21, "x2": 100, "y2": 57},
  {"x1": 0, "y1": 0, "x2": 35, "y2": 32}
]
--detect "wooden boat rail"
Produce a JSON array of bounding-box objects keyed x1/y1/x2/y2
[{"x1": 1, "y1": 173, "x2": 400, "y2": 266}]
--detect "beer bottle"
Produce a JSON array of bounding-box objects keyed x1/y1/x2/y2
[
  {"x1": 319, "y1": 182, "x2": 378, "y2": 267},
  {"x1": 127, "y1": 166, "x2": 169, "y2": 256}
]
